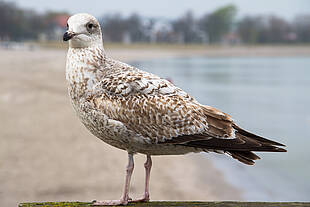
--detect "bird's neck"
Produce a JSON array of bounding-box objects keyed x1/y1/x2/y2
[{"x1": 66, "y1": 44, "x2": 106, "y2": 101}]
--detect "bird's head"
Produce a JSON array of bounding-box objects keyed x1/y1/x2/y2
[{"x1": 63, "y1": 13, "x2": 102, "y2": 48}]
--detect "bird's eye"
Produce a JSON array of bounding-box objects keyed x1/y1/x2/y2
[
  {"x1": 87, "y1": 23, "x2": 94, "y2": 29},
  {"x1": 66, "y1": 23, "x2": 69, "y2": 29}
]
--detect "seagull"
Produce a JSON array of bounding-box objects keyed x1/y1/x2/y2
[{"x1": 63, "y1": 13, "x2": 286, "y2": 206}]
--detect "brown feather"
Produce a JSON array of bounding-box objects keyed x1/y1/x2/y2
[
  {"x1": 233, "y1": 124, "x2": 286, "y2": 146},
  {"x1": 172, "y1": 124, "x2": 286, "y2": 165},
  {"x1": 229, "y1": 151, "x2": 256, "y2": 165}
]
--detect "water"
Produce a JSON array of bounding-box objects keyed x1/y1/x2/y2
[{"x1": 130, "y1": 56, "x2": 310, "y2": 201}]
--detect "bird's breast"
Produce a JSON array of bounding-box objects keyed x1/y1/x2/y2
[{"x1": 65, "y1": 50, "x2": 103, "y2": 102}]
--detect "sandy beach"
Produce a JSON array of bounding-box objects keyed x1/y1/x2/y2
[{"x1": 1, "y1": 44, "x2": 309, "y2": 206}]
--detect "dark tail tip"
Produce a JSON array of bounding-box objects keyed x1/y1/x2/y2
[{"x1": 275, "y1": 147, "x2": 287, "y2": 152}]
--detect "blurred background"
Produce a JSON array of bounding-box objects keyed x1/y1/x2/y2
[
  {"x1": 1, "y1": 0, "x2": 310, "y2": 44},
  {"x1": 0, "y1": 0, "x2": 309, "y2": 206}
]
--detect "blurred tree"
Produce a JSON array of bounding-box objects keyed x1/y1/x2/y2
[
  {"x1": 0, "y1": 1, "x2": 53, "y2": 41},
  {"x1": 293, "y1": 15, "x2": 310, "y2": 42},
  {"x1": 0, "y1": 1, "x2": 20, "y2": 40},
  {"x1": 238, "y1": 15, "x2": 296, "y2": 44},
  {"x1": 172, "y1": 11, "x2": 200, "y2": 43},
  {"x1": 126, "y1": 13, "x2": 147, "y2": 42},
  {"x1": 199, "y1": 4, "x2": 237, "y2": 43},
  {"x1": 266, "y1": 16, "x2": 291, "y2": 43},
  {"x1": 238, "y1": 16, "x2": 262, "y2": 44},
  {"x1": 99, "y1": 14, "x2": 127, "y2": 42},
  {"x1": 22, "y1": 11, "x2": 47, "y2": 40}
]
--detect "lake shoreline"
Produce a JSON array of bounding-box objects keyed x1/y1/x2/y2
[
  {"x1": 34, "y1": 42, "x2": 310, "y2": 59},
  {"x1": 108, "y1": 45, "x2": 310, "y2": 61}
]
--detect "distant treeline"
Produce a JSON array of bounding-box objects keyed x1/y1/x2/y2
[
  {"x1": 0, "y1": 1, "x2": 68, "y2": 41},
  {"x1": 1, "y1": 1, "x2": 310, "y2": 44}
]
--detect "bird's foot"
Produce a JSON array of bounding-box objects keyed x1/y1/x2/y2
[
  {"x1": 128, "y1": 195, "x2": 150, "y2": 203},
  {"x1": 92, "y1": 199, "x2": 128, "y2": 206}
]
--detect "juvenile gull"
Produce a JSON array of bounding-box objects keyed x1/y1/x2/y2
[{"x1": 63, "y1": 13, "x2": 286, "y2": 205}]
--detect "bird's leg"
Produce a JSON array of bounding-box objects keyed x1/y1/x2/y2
[
  {"x1": 143, "y1": 155, "x2": 152, "y2": 201},
  {"x1": 121, "y1": 153, "x2": 135, "y2": 202},
  {"x1": 129, "y1": 155, "x2": 152, "y2": 203},
  {"x1": 92, "y1": 153, "x2": 134, "y2": 206}
]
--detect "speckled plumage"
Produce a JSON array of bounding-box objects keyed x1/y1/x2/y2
[{"x1": 64, "y1": 13, "x2": 286, "y2": 205}]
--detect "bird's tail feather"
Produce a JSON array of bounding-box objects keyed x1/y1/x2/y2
[
  {"x1": 227, "y1": 151, "x2": 260, "y2": 165},
  {"x1": 183, "y1": 125, "x2": 286, "y2": 165}
]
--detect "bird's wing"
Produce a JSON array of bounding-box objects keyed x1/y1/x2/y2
[{"x1": 90, "y1": 65, "x2": 235, "y2": 142}]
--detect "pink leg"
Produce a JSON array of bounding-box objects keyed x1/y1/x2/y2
[
  {"x1": 129, "y1": 155, "x2": 152, "y2": 203},
  {"x1": 93, "y1": 153, "x2": 134, "y2": 206}
]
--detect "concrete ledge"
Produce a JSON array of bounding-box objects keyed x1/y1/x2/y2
[{"x1": 18, "y1": 201, "x2": 310, "y2": 207}]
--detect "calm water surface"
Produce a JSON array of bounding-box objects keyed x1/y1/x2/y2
[{"x1": 131, "y1": 56, "x2": 310, "y2": 201}]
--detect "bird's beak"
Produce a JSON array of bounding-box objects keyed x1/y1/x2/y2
[{"x1": 63, "y1": 31, "x2": 75, "y2": 41}]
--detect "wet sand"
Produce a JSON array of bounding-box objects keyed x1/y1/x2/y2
[{"x1": 3, "y1": 44, "x2": 305, "y2": 206}]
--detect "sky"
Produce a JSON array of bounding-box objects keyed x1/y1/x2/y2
[{"x1": 6, "y1": 0, "x2": 310, "y2": 20}]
